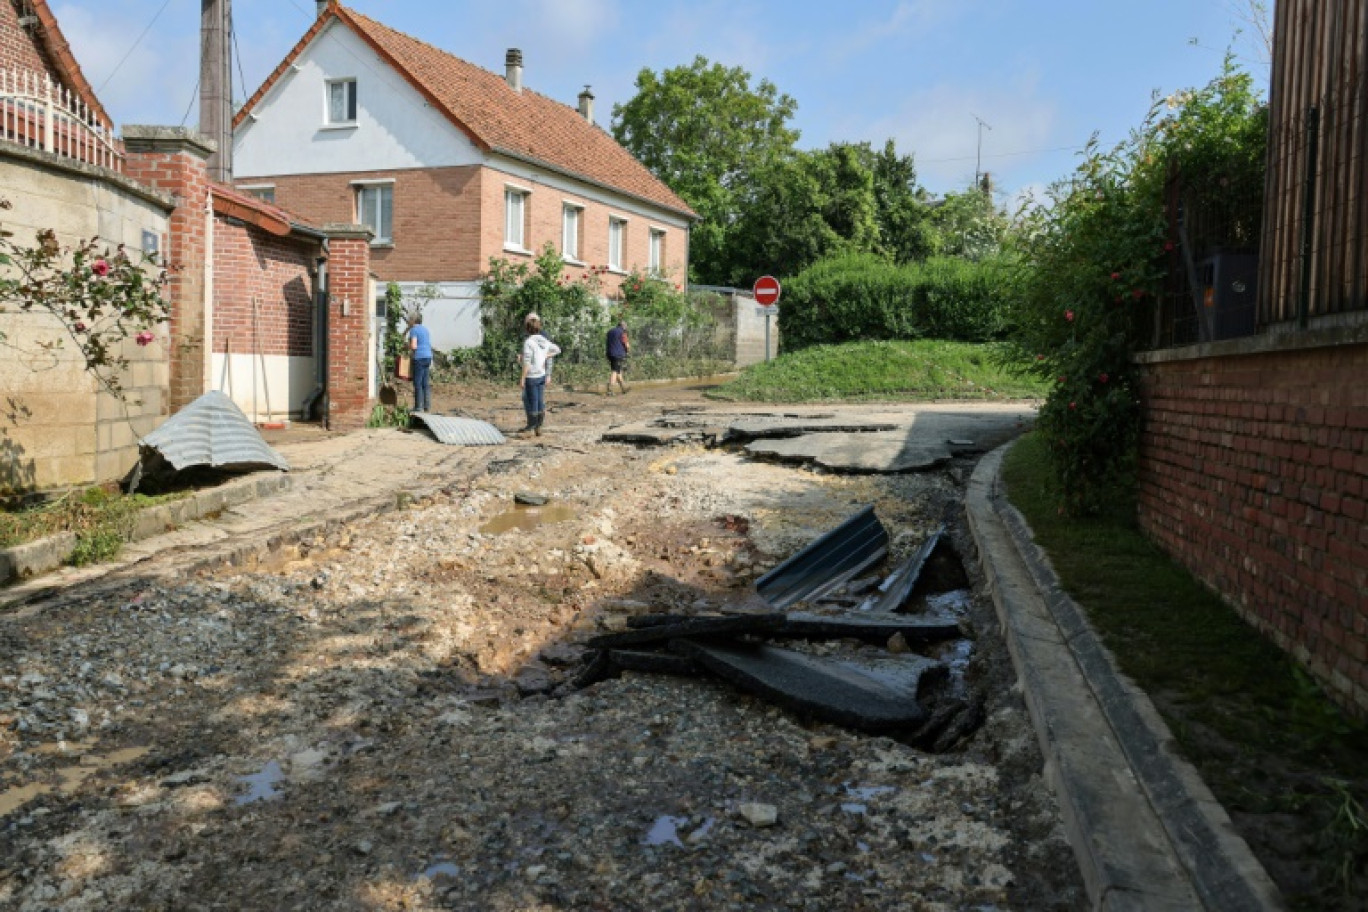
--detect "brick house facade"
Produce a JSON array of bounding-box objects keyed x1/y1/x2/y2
[{"x1": 231, "y1": 1, "x2": 695, "y2": 352}]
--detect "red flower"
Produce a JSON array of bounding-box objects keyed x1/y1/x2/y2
[
  {"x1": 74, "y1": 321, "x2": 87, "y2": 333},
  {"x1": 1064, "y1": 310, "x2": 1075, "y2": 322},
  {"x1": 1110, "y1": 272, "x2": 1120, "y2": 281},
  {"x1": 1035, "y1": 354, "x2": 1045, "y2": 361},
  {"x1": 1057, "y1": 376, "x2": 1066, "y2": 384},
  {"x1": 1068, "y1": 401, "x2": 1077, "y2": 410},
  {"x1": 1131, "y1": 288, "x2": 1144, "y2": 300},
  {"x1": 135, "y1": 331, "x2": 154, "y2": 346},
  {"x1": 1098, "y1": 372, "x2": 1109, "y2": 383},
  {"x1": 92, "y1": 259, "x2": 109, "y2": 277},
  {"x1": 1164, "y1": 241, "x2": 1175, "y2": 252}
]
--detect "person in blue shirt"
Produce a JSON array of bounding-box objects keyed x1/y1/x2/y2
[
  {"x1": 406, "y1": 313, "x2": 433, "y2": 412},
  {"x1": 605, "y1": 316, "x2": 630, "y2": 396}
]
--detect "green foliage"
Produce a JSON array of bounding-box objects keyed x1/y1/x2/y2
[
  {"x1": 366, "y1": 403, "x2": 411, "y2": 428},
  {"x1": 1005, "y1": 61, "x2": 1267, "y2": 513},
  {"x1": 778, "y1": 251, "x2": 1018, "y2": 350},
  {"x1": 710, "y1": 339, "x2": 1046, "y2": 403},
  {"x1": 615, "y1": 268, "x2": 693, "y2": 325},
  {"x1": 477, "y1": 245, "x2": 605, "y2": 379},
  {"x1": 0, "y1": 198, "x2": 169, "y2": 398},
  {"x1": 380, "y1": 282, "x2": 406, "y2": 383},
  {"x1": 0, "y1": 486, "x2": 182, "y2": 565},
  {"x1": 612, "y1": 56, "x2": 800, "y2": 285},
  {"x1": 928, "y1": 189, "x2": 1013, "y2": 260}
]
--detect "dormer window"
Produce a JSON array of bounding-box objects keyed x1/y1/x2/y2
[{"x1": 326, "y1": 78, "x2": 357, "y2": 125}]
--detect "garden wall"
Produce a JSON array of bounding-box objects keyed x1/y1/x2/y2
[
  {"x1": 0, "y1": 144, "x2": 172, "y2": 496},
  {"x1": 1135, "y1": 324, "x2": 1368, "y2": 715}
]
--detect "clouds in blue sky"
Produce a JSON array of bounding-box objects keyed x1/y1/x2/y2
[{"x1": 55, "y1": 0, "x2": 1268, "y2": 198}]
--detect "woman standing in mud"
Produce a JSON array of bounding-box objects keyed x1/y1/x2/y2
[{"x1": 517, "y1": 312, "x2": 560, "y2": 436}]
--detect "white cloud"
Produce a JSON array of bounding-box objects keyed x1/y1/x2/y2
[{"x1": 826, "y1": 0, "x2": 968, "y2": 63}]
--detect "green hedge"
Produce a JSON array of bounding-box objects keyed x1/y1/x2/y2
[{"x1": 777, "y1": 252, "x2": 1018, "y2": 350}]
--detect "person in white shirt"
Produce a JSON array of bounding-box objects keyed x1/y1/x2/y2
[{"x1": 517, "y1": 312, "x2": 561, "y2": 436}]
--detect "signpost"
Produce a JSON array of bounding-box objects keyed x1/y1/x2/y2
[{"x1": 753, "y1": 276, "x2": 781, "y2": 361}]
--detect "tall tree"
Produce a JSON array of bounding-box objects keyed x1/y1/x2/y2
[{"x1": 612, "y1": 57, "x2": 799, "y2": 284}]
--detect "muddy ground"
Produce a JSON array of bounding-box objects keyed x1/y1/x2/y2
[{"x1": 0, "y1": 381, "x2": 1084, "y2": 911}]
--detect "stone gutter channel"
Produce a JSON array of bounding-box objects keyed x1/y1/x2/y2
[{"x1": 966, "y1": 442, "x2": 1286, "y2": 912}]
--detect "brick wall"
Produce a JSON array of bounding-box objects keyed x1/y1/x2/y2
[
  {"x1": 1136, "y1": 340, "x2": 1368, "y2": 715},
  {"x1": 1, "y1": 1, "x2": 57, "y2": 77},
  {"x1": 323, "y1": 232, "x2": 373, "y2": 430},
  {"x1": 123, "y1": 130, "x2": 212, "y2": 411},
  {"x1": 244, "y1": 164, "x2": 689, "y2": 295},
  {"x1": 212, "y1": 221, "x2": 315, "y2": 358},
  {"x1": 249, "y1": 166, "x2": 482, "y2": 281}
]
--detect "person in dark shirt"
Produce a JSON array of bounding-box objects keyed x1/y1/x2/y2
[{"x1": 605, "y1": 316, "x2": 630, "y2": 396}]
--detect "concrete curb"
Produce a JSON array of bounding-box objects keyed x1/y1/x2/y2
[
  {"x1": 966, "y1": 441, "x2": 1285, "y2": 911},
  {"x1": 0, "y1": 472, "x2": 292, "y2": 587}
]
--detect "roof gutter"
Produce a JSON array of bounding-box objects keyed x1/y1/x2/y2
[{"x1": 491, "y1": 146, "x2": 699, "y2": 222}]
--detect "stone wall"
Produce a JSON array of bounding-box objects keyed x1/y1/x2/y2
[
  {"x1": 1136, "y1": 325, "x2": 1368, "y2": 715},
  {"x1": 0, "y1": 145, "x2": 172, "y2": 495}
]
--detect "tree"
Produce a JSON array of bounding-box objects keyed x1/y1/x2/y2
[
  {"x1": 867, "y1": 140, "x2": 935, "y2": 263},
  {"x1": 612, "y1": 57, "x2": 800, "y2": 285}
]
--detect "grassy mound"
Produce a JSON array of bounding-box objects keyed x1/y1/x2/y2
[{"x1": 708, "y1": 339, "x2": 1045, "y2": 403}]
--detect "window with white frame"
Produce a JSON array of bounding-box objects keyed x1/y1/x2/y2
[
  {"x1": 608, "y1": 217, "x2": 627, "y2": 271},
  {"x1": 648, "y1": 228, "x2": 665, "y2": 274},
  {"x1": 505, "y1": 187, "x2": 529, "y2": 251},
  {"x1": 355, "y1": 183, "x2": 393, "y2": 244},
  {"x1": 240, "y1": 185, "x2": 276, "y2": 204},
  {"x1": 562, "y1": 204, "x2": 583, "y2": 261},
  {"x1": 326, "y1": 78, "x2": 358, "y2": 125}
]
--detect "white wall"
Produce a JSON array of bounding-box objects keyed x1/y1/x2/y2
[
  {"x1": 234, "y1": 21, "x2": 482, "y2": 178},
  {"x1": 212, "y1": 352, "x2": 316, "y2": 422},
  {"x1": 396, "y1": 280, "x2": 483, "y2": 351}
]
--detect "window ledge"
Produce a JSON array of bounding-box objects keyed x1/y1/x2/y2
[
  {"x1": 606, "y1": 267, "x2": 628, "y2": 276},
  {"x1": 503, "y1": 245, "x2": 533, "y2": 256},
  {"x1": 319, "y1": 122, "x2": 359, "y2": 132},
  {"x1": 370, "y1": 241, "x2": 394, "y2": 249},
  {"x1": 564, "y1": 257, "x2": 586, "y2": 267}
]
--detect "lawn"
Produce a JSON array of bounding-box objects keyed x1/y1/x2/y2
[
  {"x1": 1002, "y1": 432, "x2": 1368, "y2": 911},
  {"x1": 708, "y1": 339, "x2": 1046, "y2": 402}
]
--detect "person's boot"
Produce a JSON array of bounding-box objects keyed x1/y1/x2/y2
[
  {"x1": 533, "y1": 412, "x2": 544, "y2": 436},
  {"x1": 605, "y1": 382, "x2": 613, "y2": 397},
  {"x1": 618, "y1": 379, "x2": 629, "y2": 394}
]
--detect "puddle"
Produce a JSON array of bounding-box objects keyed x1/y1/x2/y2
[
  {"x1": 480, "y1": 504, "x2": 577, "y2": 535},
  {"x1": 643, "y1": 814, "x2": 688, "y2": 847},
  {"x1": 0, "y1": 744, "x2": 150, "y2": 817},
  {"x1": 841, "y1": 802, "x2": 868, "y2": 815},
  {"x1": 932, "y1": 638, "x2": 975, "y2": 699},
  {"x1": 235, "y1": 760, "x2": 285, "y2": 805},
  {"x1": 422, "y1": 861, "x2": 461, "y2": 880},
  {"x1": 844, "y1": 785, "x2": 896, "y2": 801},
  {"x1": 923, "y1": 588, "x2": 973, "y2": 616}
]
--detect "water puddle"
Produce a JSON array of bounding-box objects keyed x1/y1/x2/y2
[
  {"x1": 480, "y1": 504, "x2": 577, "y2": 535},
  {"x1": 643, "y1": 814, "x2": 688, "y2": 847},
  {"x1": 0, "y1": 744, "x2": 150, "y2": 817},
  {"x1": 235, "y1": 760, "x2": 285, "y2": 805}
]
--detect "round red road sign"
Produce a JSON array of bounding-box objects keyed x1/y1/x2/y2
[{"x1": 753, "y1": 275, "x2": 781, "y2": 306}]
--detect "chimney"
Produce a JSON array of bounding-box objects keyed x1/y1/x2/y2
[
  {"x1": 505, "y1": 49, "x2": 523, "y2": 93},
  {"x1": 315, "y1": 0, "x2": 328, "y2": 17},
  {"x1": 577, "y1": 85, "x2": 595, "y2": 124}
]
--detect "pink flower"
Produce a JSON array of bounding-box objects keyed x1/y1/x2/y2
[
  {"x1": 74, "y1": 321, "x2": 87, "y2": 333},
  {"x1": 1064, "y1": 310, "x2": 1075, "y2": 322},
  {"x1": 135, "y1": 331, "x2": 154, "y2": 346},
  {"x1": 92, "y1": 259, "x2": 109, "y2": 277}
]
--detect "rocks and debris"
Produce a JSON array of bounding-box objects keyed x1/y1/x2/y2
[{"x1": 513, "y1": 492, "x2": 549, "y2": 506}]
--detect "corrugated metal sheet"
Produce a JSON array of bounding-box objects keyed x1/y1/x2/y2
[
  {"x1": 140, "y1": 391, "x2": 289, "y2": 472},
  {"x1": 412, "y1": 413, "x2": 507, "y2": 446},
  {"x1": 756, "y1": 505, "x2": 889, "y2": 609}
]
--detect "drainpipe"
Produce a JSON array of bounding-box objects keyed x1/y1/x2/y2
[{"x1": 300, "y1": 242, "x2": 329, "y2": 425}]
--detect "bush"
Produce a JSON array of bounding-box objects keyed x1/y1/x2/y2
[
  {"x1": 777, "y1": 251, "x2": 1017, "y2": 350},
  {"x1": 1005, "y1": 60, "x2": 1266, "y2": 514}
]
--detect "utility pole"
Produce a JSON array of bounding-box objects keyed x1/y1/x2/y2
[
  {"x1": 200, "y1": 0, "x2": 233, "y2": 182},
  {"x1": 972, "y1": 113, "x2": 992, "y2": 191}
]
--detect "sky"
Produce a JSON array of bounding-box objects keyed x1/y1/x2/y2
[{"x1": 53, "y1": 0, "x2": 1271, "y2": 205}]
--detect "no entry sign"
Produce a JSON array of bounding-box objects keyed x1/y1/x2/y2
[{"x1": 753, "y1": 275, "x2": 781, "y2": 306}]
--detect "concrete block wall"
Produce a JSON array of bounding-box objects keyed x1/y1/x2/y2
[{"x1": 1136, "y1": 338, "x2": 1368, "y2": 715}]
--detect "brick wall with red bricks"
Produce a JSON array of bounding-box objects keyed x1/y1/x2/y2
[
  {"x1": 122, "y1": 129, "x2": 212, "y2": 412},
  {"x1": 1136, "y1": 342, "x2": 1368, "y2": 715},
  {"x1": 2, "y1": 1, "x2": 58, "y2": 78},
  {"x1": 322, "y1": 232, "x2": 373, "y2": 430},
  {"x1": 243, "y1": 165, "x2": 689, "y2": 296},
  {"x1": 211, "y1": 221, "x2": 316, "y2": 359}
]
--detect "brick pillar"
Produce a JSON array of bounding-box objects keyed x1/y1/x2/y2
[
  {"x1": 122, "y1": 126, "x2": 215, "y2": 412},
  {"x1": 322, "y1": 225, "x2": 374, "y2": 430}
]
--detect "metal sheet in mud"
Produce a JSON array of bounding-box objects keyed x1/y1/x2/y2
[
  {"x1": 411, "y1": 413, "x2": 506, "y2": 446},
  {"x1": 139, "y1": 390, "x2": 289, "y2": 472},
  {"x1": 755, "y1": 505, "x2": 889, "y2": 609},
  {"x1": 858, "y1": 526, "x2": 944, "y2": 613}
]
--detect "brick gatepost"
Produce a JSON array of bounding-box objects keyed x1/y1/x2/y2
[
  {"x1": 122, "y1": 126, "x2": 214, "y2": 412},
  {"x1": 322, "y1": 225, "x2": 374, "y2": 430}
]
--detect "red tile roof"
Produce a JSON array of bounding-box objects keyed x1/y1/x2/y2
[
  {"x1": 234, "y1": 3, "x2": 695, "y2": 219},
  {"x1": 28, "y1": 0, "x2": 113, "y2": 129}
]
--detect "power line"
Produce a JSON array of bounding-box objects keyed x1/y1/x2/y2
[
  {"x1": 919, "y1": 142, "x2": 1093, "y2": 165},
  {"x1": 96, "y1": 0, "x2": 175, "y2": 94}
]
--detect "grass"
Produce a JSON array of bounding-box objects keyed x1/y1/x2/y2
[
  {"x1": 707, "y1": 339, "x2": 1046, "y2": 402},
  {"x1": 1002, "y1": 431, "x2": 1368, "y2": 910},
  {"x1": 0, "y1": 486, "x2": 186, "y2": 567}
]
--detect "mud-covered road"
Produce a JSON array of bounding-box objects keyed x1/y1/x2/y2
[{"x1": 0, "y1": 382, "x2": 1083, "y2": 911}]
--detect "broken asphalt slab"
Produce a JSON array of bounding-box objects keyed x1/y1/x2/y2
[
  {"x1": 672, "y1": 639, "x2": 945, "y2": 731},
  {"x1": 779, "y1": 612, "x2": 961, "y2": 644},
  {"x1": 587, "y1": 612, "x2": 787, "y2": 649}
]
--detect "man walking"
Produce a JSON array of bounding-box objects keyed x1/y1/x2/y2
[
  {"x1": 605, "y1": 316, "x2": 630, "y2": 396},
  {"x1": 407, "y1": 313, "x2": 433, "y2": 412}
]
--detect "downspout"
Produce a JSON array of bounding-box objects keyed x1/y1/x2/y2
[
  {"x1": 301, "y1": 239, "x2": 329, "y2": 425},
  {"x1": 203, "y1": 193, "x2": 215, "y2": 393}
]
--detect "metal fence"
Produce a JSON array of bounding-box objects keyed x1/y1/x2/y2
[{"x1": 0, "y1": 68, "x2": 122, "y2": 172}]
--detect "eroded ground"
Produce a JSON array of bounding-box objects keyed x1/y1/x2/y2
[{"x1": 0, "y1": 383, "x2": 1082, "y2": 911}]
